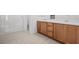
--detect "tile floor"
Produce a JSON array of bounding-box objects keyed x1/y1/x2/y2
[{"x1": 0, "y1": 31, "x2": 60, "y2": 44}]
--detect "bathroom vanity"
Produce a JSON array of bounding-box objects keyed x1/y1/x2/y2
[{"x1": 37, "y1": 20, "x2": 79, "y2": 44}]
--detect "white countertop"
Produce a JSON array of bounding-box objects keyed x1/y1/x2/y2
[{"x1": 37, "y1": 19, "x2": 79, "y2": 26}]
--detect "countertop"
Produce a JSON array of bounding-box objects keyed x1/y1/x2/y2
[{"x1": 37, "y1": 19, "x2": 79, "y2": 26}]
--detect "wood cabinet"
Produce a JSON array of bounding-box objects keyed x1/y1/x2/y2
[
  {"x1": 54, "y1": 24, "x2": 76, "y2": 43},
  {"x1": 66, "y1": 25, "x2": 76, "y2": 44},
  {"x1": 76, "y1": 27, "x2": 79, "y2": 43},
  {"x1": 47, "y1": 23, "x2": 54, "y2": 38},
  {"x1": 37, "y1": 21, "x2": 41, "y2": 33},
  {"x1": 37, "y1": 21, "x2": 54, "y2": 38},
  {"x1": 37, "y1": 21, "x2": 79, "y2": 44},
  {"x1": 54, "y1": 24, "x2": 67, "y2": 43},
  {"x1": 40, "y1": 22, "x2": 47, "y2": 35}
]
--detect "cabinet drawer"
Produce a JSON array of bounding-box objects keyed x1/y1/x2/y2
[
  {"x1": 47, "y1": 26, "x2": 53, "y2": 32},
  {"x1": 47, "y1": 23, "x2": 53, "y2": 26},
  {"x1": 47, "y1": 32, "x2": 53, "y2": 38}
]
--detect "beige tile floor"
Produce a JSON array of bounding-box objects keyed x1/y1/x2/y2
[{"x1": 0, "y1": 31, "x2": 60, "y2": 44}]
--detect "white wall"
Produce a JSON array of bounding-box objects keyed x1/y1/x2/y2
[
  {"x1": 0, "y1": 15, "x2": 28, "y2": 34},
  {"x1": 0, "y1": 15, "x2": 50, "y2": 34},
  {"x1": 29, "y1": 15, "x2": 50, "y2": 33},
  {"x1": 24, "y1": 15, "x2": 30, "y2": 31},
  {"x1": 22, "y1": 15, "x2": 28, "y2": 31},
  {"x1": 6, "y1": 15, "x2": 24, "y2": 32},
  {"x1": 0, "y1": 15, "x2": 6, "y2": 34}
]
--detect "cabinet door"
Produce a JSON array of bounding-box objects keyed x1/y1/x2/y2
[
  {"x1": 54, "y1": 24, "x2": 67, "y2": 43},
  {"x1": 66, "y1": 25, "x2": 76, "y2": 44},
  {"x1": 47, "y1": 32, "x2": 53, "y2": 38},
  {"x1": 40, "y1": 22, "x2": 47, "y2": 35},
  {"x1": 37, "y1": 21, "x2": 41, "y2": 33},
  {"x1": 76, "y1": 27, "x2": 79, "y2": 43}
]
